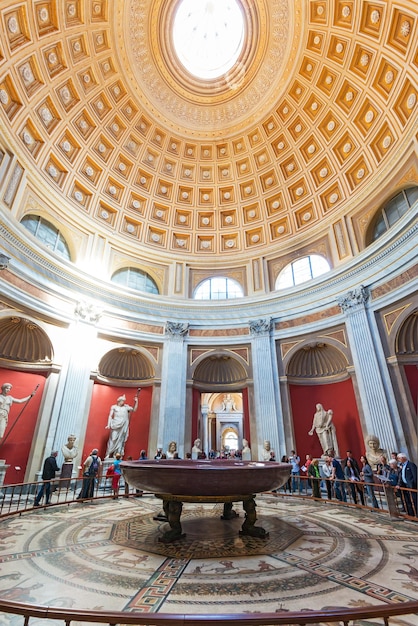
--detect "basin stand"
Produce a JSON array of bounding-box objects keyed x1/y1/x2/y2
[{"x1": 156, "y1": 494, "x2": 268, "y2": 543}]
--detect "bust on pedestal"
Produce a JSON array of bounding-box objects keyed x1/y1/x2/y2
[
  {"x1": 242, "y1": 438, "x2": 252, "y2": 461},
  {"x1": 191, "y1": 438, "x2": 202, "y2": 460},
  {"x1": 61, "y1": 434, "x2": 78, "y2": 484}
]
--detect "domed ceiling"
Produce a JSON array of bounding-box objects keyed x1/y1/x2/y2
[{"x1": 0, "y1": 0, "x2": 417, "y2": 278}]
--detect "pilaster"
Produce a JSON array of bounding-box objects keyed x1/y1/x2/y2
[
  {"x1": 337, "y1": 286, "x2": 403, "y2": 453},
  {"x1": 250, "y1": 318, "x2": 285, "y2": 460},
  {"x1": 156, "y1": 321, "x2": 189, "y2": 457}
]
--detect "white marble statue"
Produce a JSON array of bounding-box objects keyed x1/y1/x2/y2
[
  {"x1": 242, "y1": 438, "x2": 251, "y2": 461},
  {"x1": 61, "y1": 434, "x2": 78, "y2": 462},
  {"x1": 308, "y1": 403, "x2": 338, "y2": 456},
  {"x1": 191, "y1": 438, "x2": 202, "y2": 460},
  {"x1": 105, "y1": 391, "x2": 139, "y2": 457}
]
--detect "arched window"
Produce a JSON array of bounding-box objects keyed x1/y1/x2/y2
[
  {"x1": 369, "y1": 187, "x2": 418, "y2": 243},
  {"x1": 21, "y1": 215, "x2": 71, "y2": 261},
  {"x1": 275, "y1": 255, "x2": 330, "y2": 290},
  {"x1": 193, "y1": 276, "x2": 244, "y2": 300},
  {"x1": 111, "y1": 267, "x2": 159, "y2": 294}
]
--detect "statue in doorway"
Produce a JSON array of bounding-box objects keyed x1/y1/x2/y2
[
  {"x1": 221, "y1": 393, "x2": 237, "y2": 412},
  {"x1": 308, "y1": 403, "x2": 338, "y2": 456},
  {"x1": 191, "y1": 438, "x2": 202, "y2": 460},
  {"x1": 242, "y1": 438, "x2": 252, "y2": 461}
]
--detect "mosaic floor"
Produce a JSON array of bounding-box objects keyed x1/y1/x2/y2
[{"x1": 0, "y1": 494, "x2": 418, "y2": 625}]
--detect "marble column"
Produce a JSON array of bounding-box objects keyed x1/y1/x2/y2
[
  {"x1": 156, "y1": 322, "x2": 188, "y2": 458},
  {"x1": 337, "y1": 286, "x2": 403, "y2": 453},
  {"x1": 45, "y1": 305, "x2": 101, "y2": 469},
  {"x1": 250, "y1": 318, "x2": 286, "y2": 461}
]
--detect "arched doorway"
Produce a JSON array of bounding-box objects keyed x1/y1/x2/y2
[{"x1": 191, "y1": 352, "x2": 249, "y2": 456}]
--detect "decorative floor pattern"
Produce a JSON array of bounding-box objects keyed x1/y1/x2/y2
[{"x1": 0, "y1": 495, "x2": 418, "y2": 625}]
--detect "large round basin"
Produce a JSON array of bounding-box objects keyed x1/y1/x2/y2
[{"x1": 121, "y1": 459, "x2": 291, "y2": 497}]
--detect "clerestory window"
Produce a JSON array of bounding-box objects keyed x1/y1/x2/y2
[
  {"x1": 193, "y1": 276, "x2": 244, "y2": 300},
  {"x1": 275, "y1": 255, "x2": 330, "y2": 290}
]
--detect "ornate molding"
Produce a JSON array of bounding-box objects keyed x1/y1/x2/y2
[
  {"x1": 74, "y1": 301, "x2": 102, "y2": 324},
  {"x1": 249, "y1": 318, "x2": 272, "y2": 336},
  {"x1": 165, "y1": 321, "x2": 189, "y2": 338},
  {"x1": 337, "y1": 285, "x2": 370, "y2": 312}
]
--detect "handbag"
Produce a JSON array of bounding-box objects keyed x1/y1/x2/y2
[{"x1": 106, "y1": 465, "x2": 115, "y2": 478}]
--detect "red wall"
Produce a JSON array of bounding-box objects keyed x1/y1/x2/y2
[
  {"x1": 404, "y1": 364, "x2": 418, "y2": 413},
  {"x1": 289, "y1": 378, "x2": 364, "y2": 461},
  {"x1": 81, "y1": 383, "x2": 152, "y2": 463},
  {"x1": 0, "y1": 368, "x2": 46, "y2": 484}
]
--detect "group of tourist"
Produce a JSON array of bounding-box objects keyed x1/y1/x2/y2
[{"x1": 278, "y1": 447, "x2": 417, "y2": 517}]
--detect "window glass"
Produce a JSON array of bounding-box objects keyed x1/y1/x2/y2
[
  {"x1": 276, "y1": 255, "x2": 330, "y2": 290},
  {"x1": 111, "y1": 268, "x2": 159, "y2": 294},
  {"x1": 173, "y1": 0, "x2": 245, "y2": 80},
  {"x1": 21, "y1": 215, "x2": 71, "y2": 261},
  {"x1": 405, "y1": 186, "x2": 418, "y2": 207},
  {"x1": 369, "y1": 186, "x2": 417, "y2": 243},
  {"x1": 194, "y1": 276, "x2": 244, "y2": 300}
]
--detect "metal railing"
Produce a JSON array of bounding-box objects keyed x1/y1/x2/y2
[
  {"x1": 1, "y1": 598, "x2": 418, "y2": 625},
  {"x1": 0, "y1": 474, "x2": 417, "y2": 625}
]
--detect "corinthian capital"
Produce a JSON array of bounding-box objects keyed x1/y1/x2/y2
[
  {"x1": 337, "y1": 285, "x2": 370, "y2": 312},
  {"x1": 165, "y1": 321, "x2": 189, "y2": 338},
  {"x1": 249, "y1": 318, "x2": 272, "y2": 336}
]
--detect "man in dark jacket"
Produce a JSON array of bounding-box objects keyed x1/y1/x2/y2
[
  {"x1": 34, "y1": 451, "x2": 60, "y2": 506},
  {"x1": 397, "y1": 453, "x2": 417, "y2": 516}
]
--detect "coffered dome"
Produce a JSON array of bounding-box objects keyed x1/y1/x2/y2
[{"x1": 0, "y1": 0, "x2": 416, "y2": 289}]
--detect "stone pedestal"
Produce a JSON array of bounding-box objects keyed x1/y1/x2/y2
[{"x1": 60, "y1": 462, "x2": 74, "y2": 488}]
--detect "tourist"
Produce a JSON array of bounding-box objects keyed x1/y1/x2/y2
[
  {"x1": 344, "y1": 458, "x2": 365, "y2": 505},
  {"x1": 308, "y1": 458, "x2": 321, "y2": 499},
  {"x1": 77, "y1": 448, "x2": 101, "y2": 500},
  {"x1": 360, "y1": 455, "x2": 379, "y2": 509},
  {"x1": 321, "y1": 456, "x2": 333, "y2": 499},
  {"x1": 288, "y1": 450, "x2": 302, "y2": 493},
  {"x1": 396, "y1": 453, "x2": 417, "y2": 517},
  {"x1": 327, "y1": 453, "x2": 347, "y2": 502},
  {"x1": 110, "y1": 452, "x2": 122, "y2": 499},
  {"x1": 34, "y1": 451, "x2": 60, "y2": 507}
]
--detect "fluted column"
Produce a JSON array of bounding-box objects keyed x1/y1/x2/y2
[
  {"x1": 337, "y1": 286, "x2": 403, "y2": 453},
  {"x1": 250, "y1": 318, "x2": 285, "y2": 461},
  {"x1": 47, "y1": 304, "x2": 102, "y2": 467},
  {"x1": 156, "y1": 321, "x2": 188, "y2": 458}
]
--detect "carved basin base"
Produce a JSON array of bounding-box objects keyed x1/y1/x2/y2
[
  {"x1": 121, "y1": 460, "x2": 291, "y2": 543},
  {"x1": 155, "y1": 494, "x2": 269, "y2": 543}
]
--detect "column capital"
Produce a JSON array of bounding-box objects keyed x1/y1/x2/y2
[
  {"x1": 249, "y1": 318, "x2": 272, "y2": 336},
  {"x1": 74, "y1": 301, "x2": 102, "y2": 324},
  {"x1": 165, "y1": 321, "x2": 189, "y2": 339},
  {"x1": 337, "y1": 285, "x2": 370, "y2": 312}
]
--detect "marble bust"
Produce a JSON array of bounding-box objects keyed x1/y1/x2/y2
[
  {"x1": 61, "y1": 435, "x2": 78, "y2": 463},
  {"x1": 242, "y1": 438, "x2": 252, "y2": 461},
  {"x1": 191, "y1": 438, "x2": 202, "y2": 460},
  {"x1": 365, "y1": 434, "x2": 386, "y2": 471}
]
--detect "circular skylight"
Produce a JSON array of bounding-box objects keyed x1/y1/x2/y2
[{"x1": 172, "y1": 0, "x2": 245, "y2": 80}]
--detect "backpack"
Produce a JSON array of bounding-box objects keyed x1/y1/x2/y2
[{"x1": 88, "y1": 455, "x2": 100, "y2": 476}]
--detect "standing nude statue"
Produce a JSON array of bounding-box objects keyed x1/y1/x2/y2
[
  {"x1": 105, "y1": 390, "x2": 140, "y2": 457},
  {"x1": 308, "y1": 404, "x2": 338, "y2": 456},
  {"x1": 0, "y1": 382, "x2": 35, "y2": 441}
]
